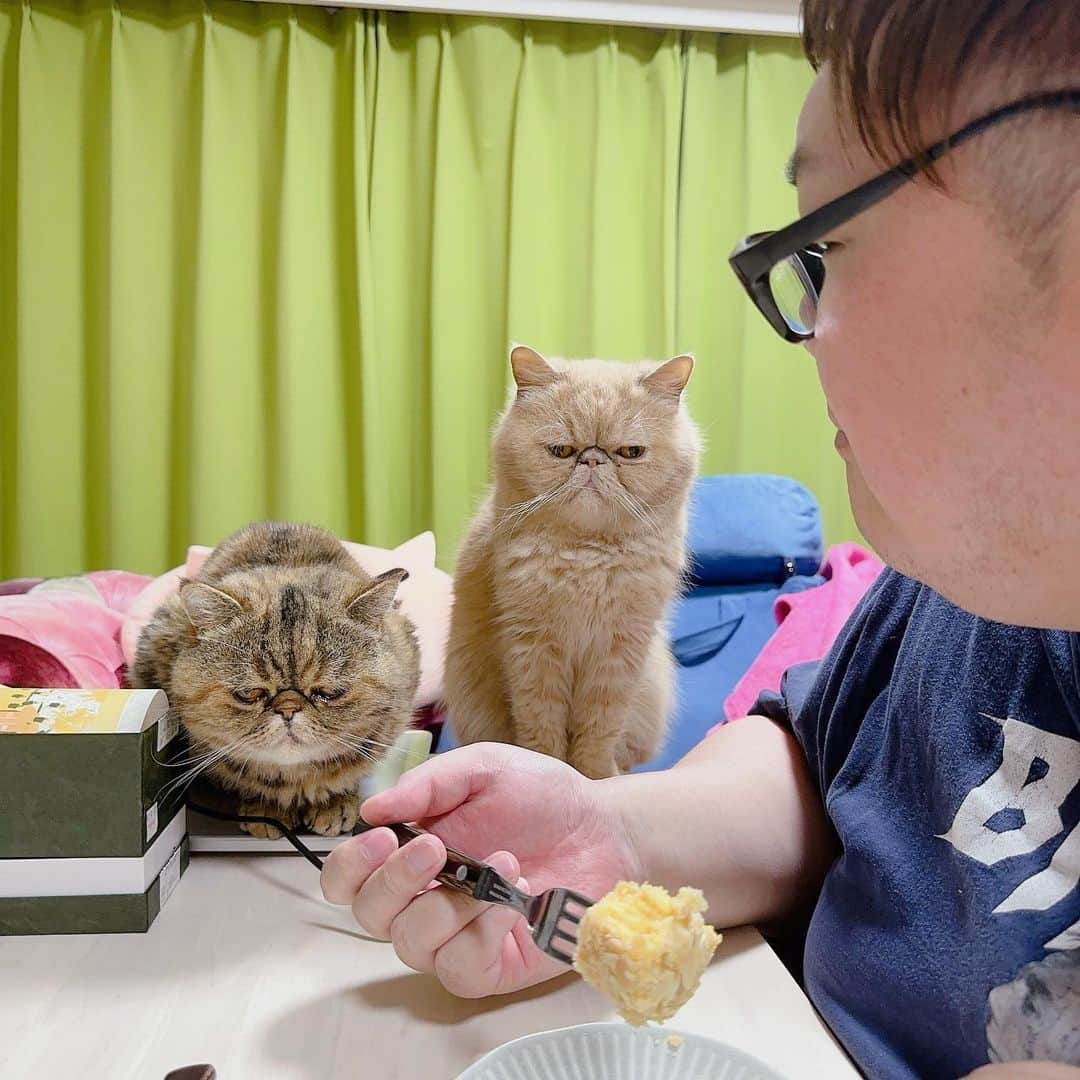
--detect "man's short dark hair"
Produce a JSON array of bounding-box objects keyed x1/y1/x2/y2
[{"x1": 800, "y1": 1, "x2": 1078, "y2": 276}]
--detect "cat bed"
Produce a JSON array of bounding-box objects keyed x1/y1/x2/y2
[
  {"x1": 436, "y1": 473, "x2": 826, "y2": 771},
  {"x1": 120, "y1": 531, "x2": 451, "y2": 711},
  {"x1": 0, "y1": 532, "x2": 452, "y2": 719}
]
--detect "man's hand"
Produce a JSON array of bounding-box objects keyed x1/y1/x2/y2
[
  {"x1": 321, "y1": 743, "x2": 637, "y2": 997},
  {"x1": 323, "y1": 715, "x2": 835, "y2": 999}
]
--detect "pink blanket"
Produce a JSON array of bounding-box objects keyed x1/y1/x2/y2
[
  {"x1": 722, "y1": 543, "x2": 884, "y2": 721},
  {"x1": 0, "y1": 572, "x2": 153, "y2": 689},
  {"x1": 1, "y1": 532, "x2": 451, "y2": 715}
]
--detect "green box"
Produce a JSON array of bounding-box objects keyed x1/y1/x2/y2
[
  {"x1": 0, "y1": 835, "x2": 190, "y2": 936},
  {"x1": 0, "y1": 688, "x2": 190, "y2": 934},
  {"x1": 0, "y1": 687, "x2": 183, "y2": 859}
]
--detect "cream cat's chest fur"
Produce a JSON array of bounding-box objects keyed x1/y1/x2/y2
[{"x1": 494, "y1": 530, "x2": 684, "y2": 641}]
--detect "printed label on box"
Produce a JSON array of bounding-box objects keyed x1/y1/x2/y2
[
  {"x1": 156, "y1": 710, "x2": 179, "y2": 753},
  {"x1": 159, "y1": 844, "x2": 182, "y2": 909},
  {"x1": 145, "y1": 802, "x2": 159, "y2": 843},
  {"x1": 0, "y1": 688, "x2": 128, "y2": 734}
]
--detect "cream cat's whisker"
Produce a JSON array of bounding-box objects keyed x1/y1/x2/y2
[
  {"x1": 502, "y1": 484, "x2": 576, "y2": 536},
  {"x1": 495, "y1": 488, "x2": 563, "y2": 535},
  {"x1": 613, "y1": 485, "x2": 661, "y2": 534}
]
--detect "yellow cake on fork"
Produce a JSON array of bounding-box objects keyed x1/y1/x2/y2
[{"x1": 573, "y1": 881, "x2": 721, "y2": 1026}]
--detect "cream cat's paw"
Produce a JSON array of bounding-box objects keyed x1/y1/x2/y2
[{"x1": 304, "y1": 792, "x2": 361, "y2": 837}]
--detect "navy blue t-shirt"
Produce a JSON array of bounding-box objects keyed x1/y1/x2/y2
[{"x1": 754, "y1": 568, "x2": 1080, "y2": 1078}]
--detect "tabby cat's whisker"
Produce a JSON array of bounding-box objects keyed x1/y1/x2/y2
[
  {"x1": 160, "y1": 737, "x2": 253, "y2": 800},
  {"x1": 322, "y1": 734, "x2": 383, "y2": 767}
]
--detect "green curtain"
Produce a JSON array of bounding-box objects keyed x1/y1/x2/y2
[{"x1": 0, "y1": 0, "x2": 857, "y2": 579}]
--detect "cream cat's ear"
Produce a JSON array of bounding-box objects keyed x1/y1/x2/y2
[
  {"x1": 510, "y1": 344, "x2": 559, "y2": 395},
  {"x1": 348, "y1": 567, "x2": 409, "y2": 623},
  {"x1": 641, "y1": 354, "x2": 694, "y2": 400},
  {"x1": 179, "y1": 580, "x2": 244, "y2": 631}
]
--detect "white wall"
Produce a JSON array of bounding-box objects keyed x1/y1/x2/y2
[{"x1": 277, "y1": 0, "x2": 801, "y2": 36}]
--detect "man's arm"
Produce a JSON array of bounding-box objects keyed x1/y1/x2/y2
[{"x1": 603, "y1": 714, "x2": 838, "y2": 927}]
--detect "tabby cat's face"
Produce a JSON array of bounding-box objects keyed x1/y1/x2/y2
[
  {"x1": 169, "y1": 570, "x2": 411, "y2": 770},
  {"x1": 493, "y1": 349, "x2": 700, "y2": 531}
]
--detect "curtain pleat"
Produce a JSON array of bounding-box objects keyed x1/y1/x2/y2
[{"x1": 0, "y1": 0, "x2": 857, "y2": 579}]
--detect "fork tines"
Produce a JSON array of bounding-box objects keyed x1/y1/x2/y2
[{"x1": 532, "y1": 888, "x2": 593, "y2": 965}]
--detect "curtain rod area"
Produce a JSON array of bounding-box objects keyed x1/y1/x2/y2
[{"x1": 267, "y1": 1, "x2": 802, "y2": 36}]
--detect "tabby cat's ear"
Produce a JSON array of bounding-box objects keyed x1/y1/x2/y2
[
  {"x1": 179, "y1": 580, "x2": 244, "y2": 631},
  {"x1": 510, "y1": 345, "x2": 559, "y2": 395},
  {"x1": 641, "y1": 354, "x2": 694, "y2": 400},
  {"x1": 347, "y1": 567, "x2": 409, "y2": 623}
]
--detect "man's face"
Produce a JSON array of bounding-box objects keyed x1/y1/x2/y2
[{"x1": 794, "y1": 71, "x2": 1079, "y2": 627}]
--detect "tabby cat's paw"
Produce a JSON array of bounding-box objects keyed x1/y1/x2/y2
[
  {"x1": 304, "y1": 793, "x2": 361, "y2": 837},
  {"x1": 238, "y1": 801, "x2": 293, "y2": 840}
]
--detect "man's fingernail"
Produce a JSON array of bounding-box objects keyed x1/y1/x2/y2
[
  {"x1": 403, "y1": 838, "x2": 442, "y2": 873},
  {"x1": 487, "y1": 851, "x2": 519, "y2": 880},
  {"x1": 350, "y1": 828, "x2": 392, "y2": 860}
]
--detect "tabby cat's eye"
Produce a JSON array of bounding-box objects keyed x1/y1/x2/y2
[
  {"x1": 549, "y1": 445, "x2": 576, "y2": 459},
  {"x1": 617, "y1": 446, "x2": 646, "y2": 459},
  {"x1": 233, "y1": 688, "x2": 266, "y2": 705},
  {"x1": 311, "y1": 686, "x2": 346, "y2": 703}
]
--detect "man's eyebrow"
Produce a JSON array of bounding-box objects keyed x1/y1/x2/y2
[{"x1": 785, "y1": 146, "x2": 812, "y2": 186}]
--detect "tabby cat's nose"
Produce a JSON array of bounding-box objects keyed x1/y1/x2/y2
[{"x1": 271, "y1": 691, "x2": 305, "y2": 723}]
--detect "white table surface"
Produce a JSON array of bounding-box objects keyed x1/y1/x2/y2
[{"x1": 0, "y1": 854, "x2": 858, "y2": 1080}]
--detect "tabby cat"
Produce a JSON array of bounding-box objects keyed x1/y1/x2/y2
[
  {"x1": 132, "y1": 521, "x2": 419, "y2": 836},
  {"x1": 446, "y1": 346, "x2": 700, "y2": 779}
]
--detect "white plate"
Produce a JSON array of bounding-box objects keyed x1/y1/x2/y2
[{"x1": 457, "y1": 1022, "x2": 786, "y2": 1080}]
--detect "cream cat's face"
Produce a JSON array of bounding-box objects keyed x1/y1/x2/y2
[{"x1": 492, "y1": 347, "x2": 700, "y2": 533}]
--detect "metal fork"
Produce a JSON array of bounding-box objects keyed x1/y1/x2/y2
[{"x1": 359, "y1": 820, "x2": 594, "y2": 965}]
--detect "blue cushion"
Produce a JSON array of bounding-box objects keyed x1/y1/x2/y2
[
  {"x1": 641, "y1": 575, "x2": 821, "y2": 771},
  {"x1": 686, "y1": 474, "x2": 823, "y2": 585}
]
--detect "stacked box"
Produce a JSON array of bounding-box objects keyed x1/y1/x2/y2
[{"x1": 0, "y1": 687, "x2": 189, "y2": 934}]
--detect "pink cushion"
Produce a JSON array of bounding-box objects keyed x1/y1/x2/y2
[{"x1": 0, "y1": 635, "x2": 78, "y2": 688}]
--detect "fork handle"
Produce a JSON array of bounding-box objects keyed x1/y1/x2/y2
[{"x1": 357, "y1": 819, "x2": 491, "y2": 897}]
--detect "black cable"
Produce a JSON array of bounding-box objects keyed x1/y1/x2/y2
[{"x1": 186, "y1": 799, "x2": 325, "y2": 870}]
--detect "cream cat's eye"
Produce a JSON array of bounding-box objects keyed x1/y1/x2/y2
[
  {"x1": 233, "y1": 687, "x2": 266, "y2": 705},
  {"x1": 549, "y1": 445, "x2": 576, "y2": 459},
  {"x1": 617, "y1": 446, "x2": 646, "y2": 459}
]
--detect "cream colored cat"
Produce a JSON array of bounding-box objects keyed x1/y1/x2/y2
[{"x1": 446, "y1": 345, "x2": 700, "y2": 779}]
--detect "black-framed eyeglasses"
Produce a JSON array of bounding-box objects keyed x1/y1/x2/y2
[{"x1": 729, "y1": 89, "x2": 1080, "y2": 343}]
